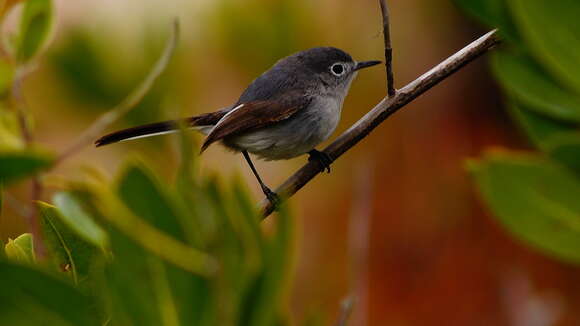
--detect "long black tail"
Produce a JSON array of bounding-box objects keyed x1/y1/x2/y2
[{"x1": 95, "y1": 110, "x2": 228, "y2": 147}]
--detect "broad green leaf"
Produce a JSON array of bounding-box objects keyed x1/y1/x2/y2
[
  {"x1": 470, "y1": 151, "x2": 580, "y2": 263},
  {"x1": 39, "y1": 201, "x2": 101, "y2": 284},
  {"x1": 0, "y1": 260, "x2": 96, "y2": 326},
  {"x1": 543, "y1": 133, "x2": 580, "y2": 173},
  {"x1": 453, "y1": 0, "x2": 519, "y2": 41},
  {"x1": 493, "y1": 51, "x2": 580, "y2": 122},
  {"x1": 99, "y1": 229, "x2": 165, "y2": 326},
  {"x1": 53, "y1": 192, "x2": 108, "y2": 248},
  {"x1": 0, "y1": 150, "x2": 53, "y2": 185},
  {"x1": 507, "y1": 103, "x2": 576, "y2": 150},
  {"x1": 113, "y1": 161, "x2": 216, "y2": 325},
  {"x1": 241, "y1": 204, "x2": 294, "y2": 326},
  {"x1": 96, "y1": 204, "x2": 211, "y2": 326},
  {"x1": 232, "y1": 177, "x2": 266, "y2": 256},
  {"x1": 116, "y1": 161, "x2": 188, "y2": 242},
  {"x1": 93, "y1": 179, "x2": 216, "y2": 276},
  {"x1": 508, "y1": 0, "x2": 580, "y2": 93},
  {"x1": 202, "y1": 179, "x2": 249, "y2": 325},
  {"x1": 16, "y1": 0, "x2": 53, "y2": 62},
  {"x1": 4, "y1": 233, "x2": 35, "y2": 263}
]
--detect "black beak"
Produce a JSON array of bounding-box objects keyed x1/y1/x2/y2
[{"x1": 354, "y1": 60, "x2": 382, "y2": 71}]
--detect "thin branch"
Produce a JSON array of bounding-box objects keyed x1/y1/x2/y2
[
  {"x1": 12, "y1": 71, "x2": 33, "y2": 143},
  {"x1": 3, "y1": 192, "x2": 33, "y2": 218},
  {"x1": 261, "y1": 30, "x2": 501, "y2": 218},
  {"x1": 55, "y1": 19, "x2": 180, "y2": 164},
  {"x1": 12, "y1": 67, "x2": 45, "y2": 256},
  {"x1": 379, "y1": 0, "x2": 395, "y2": 97}
]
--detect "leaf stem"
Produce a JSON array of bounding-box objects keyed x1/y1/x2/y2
[{"x1": 55, "y1": 19, "x2": 180, "y2": 165}]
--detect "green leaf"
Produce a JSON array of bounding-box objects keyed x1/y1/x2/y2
[
  {"x1": 53, "y1": 192, "x2": 108, "y2": 249},
  {"x1": 16, "y1": 0, "x2": 53, "y2": 63},
  {"x1": 507, "y1": 103, "x2": 576, "y2": 150},
  {"x1": 0, "y1": 260, "x2": 96, "y2": 326},
  {"x1": 99, "y1": 229, "x2": 165, "y2": 326},
  {"x1": 93, "y1": 174, "x2": 216, "y2": 276},
  {"x1": 493, "y1": 51, "x2": 580, "y2": 122},
  {"x1": 453, "y1": 0, "x2": 519, "y2": 41},
  {"x1": 241, "y1": 205, "x2": 294, "y2": 326},
  {"x1": 470, "y1": 151, "x2": 580, "y2": 264},
  {"x1": 508, "y1": 0, "x2": 580, "y2": 93},
  {"x1": 0, "y1": 150, "x2": 53, "y2": 185},
  {"x1": 4, "y1": 233, "x2": 35, "y2": 263},
  {"x1": 110, "y1": 161, "x2": 219, "y2": 324},
  {"x1": 116, "y1": 161, "x2": 188, "y2": 242},
  {"x1": 39, "y1": 201, "x2": 101, "y2": 284},
  {"x1": 543, "y1": 133, "x2": 580, "y2": 173},
  {"x1": 96, "y1": 203, "x2": 212, "y2": 326}
]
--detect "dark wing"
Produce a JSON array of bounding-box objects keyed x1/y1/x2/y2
[
  {"x1": 95, "y1": 109, "x2": 228, "y2": 147},
  {"x1": 200, "y1": 94, "x2": 311, "y2": 152}
]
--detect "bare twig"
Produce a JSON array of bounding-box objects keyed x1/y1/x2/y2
[
  {"x1": 261, "y1": 30, "x2": 500, "y2": 218},
  {"x1": 12, "y1": 71, "x2": 33, "y2": 143},
  {"x1": 12, "y1": 67, "x2": 45, "y2": 256},
  {"x1": 3, "y1": 192, "x2": 33, "y2": 218},
  {"x1": 379, "y1": 0, "x2": 395, "y2": 97},
  {"x1": 55, "y1": 20, "x2": 180, "y2": 164}
]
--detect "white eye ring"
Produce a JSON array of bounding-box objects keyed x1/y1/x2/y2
[{"x1": 330, "y1": 63, "x2": 346, "y2": 76}]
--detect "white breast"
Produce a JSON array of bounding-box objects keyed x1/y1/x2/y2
[{"x1": 230, "y1": 95, "x2": 343, "y2": 161}]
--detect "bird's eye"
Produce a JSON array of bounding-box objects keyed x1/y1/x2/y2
[{"x1": 330, "y1": 63, "x2": 346, "y2": 76}]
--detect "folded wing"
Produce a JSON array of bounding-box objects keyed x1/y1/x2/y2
[{"x1": 200, "y1": 94, "x2": 311, "y2": 152}]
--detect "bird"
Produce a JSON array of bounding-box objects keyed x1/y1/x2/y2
[{"x1": 96, "y1": 47, "x2": 381, "y2": 203}]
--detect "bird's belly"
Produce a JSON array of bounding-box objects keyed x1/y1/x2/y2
[{"x1": 227, "y1": 97, "x2": 342, "y2": 161}]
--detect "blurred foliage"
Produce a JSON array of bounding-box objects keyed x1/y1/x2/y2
[
  {"x1": 0, "y1": 1, "x2": 308, "y2": 325},
  {"x1": 209, "y1": 0, "x2": 315, "y2": 74},
  {"x1": 49, "y1": 29, "x2": 172, "y2": 126},
  {"x1": 4, "y1": 232, "x2": 35, "y2": 263},
  {"x1": 15, "y1": 0, "x2": 53, "y2": 63},
  {"x1": 456, "y1": 0, "x2": 580, "y2": 263},
  {"x1": 0, "y1": 150, "x2": 53, "y2": 185},
  {"x1": 0, "y1": 0, "x2": 54, "y2": 183},
  {"x1": 2, "y1": 143, "x2": 298, "y2": 325}
]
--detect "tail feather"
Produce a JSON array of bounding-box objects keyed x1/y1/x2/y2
[{"x1": 95, "y1": 110, "x2": 228, "y2": 147}]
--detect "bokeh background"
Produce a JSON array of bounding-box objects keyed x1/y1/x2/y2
[{"x1": 2, "y1": 0, "x2": 579, "y2": 325}]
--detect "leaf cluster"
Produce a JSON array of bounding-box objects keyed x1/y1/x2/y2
[
  {"x1": 2, "y1": 133, "x2": 296, "y2": 326},
  {"x1": 456, "y1": 0, "x2": 580, "y2": 263},
  {"x1": 0, "y1": 2, "x2": 303, "y2": 325}
]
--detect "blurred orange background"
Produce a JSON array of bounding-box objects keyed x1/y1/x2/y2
[{"x1": 2, "y1": 0, "x2": 579, "y2": 325}]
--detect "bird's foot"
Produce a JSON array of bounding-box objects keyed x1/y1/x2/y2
[
  {"x1": 261, "y1": 185, "x2": 280, "y2": 206},
  {"x1": 308, "y1": 150, "x2": 333, "y2": 173}
]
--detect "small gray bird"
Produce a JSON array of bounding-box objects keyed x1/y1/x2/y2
[{"x1": 96, "y1": 47, "x2": 380, "y2": 202}]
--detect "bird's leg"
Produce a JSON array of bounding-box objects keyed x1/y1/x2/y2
[
  {"x1": 241, "y1": 151, "x2": 279, "y2": 205},
  {"x1": 308, "y1": 149, "x2": 333, "y2": 173}
]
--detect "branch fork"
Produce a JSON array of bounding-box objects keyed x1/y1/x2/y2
[{"x1": 260, "y1": 1, "x2": 500, "y2": 218}]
